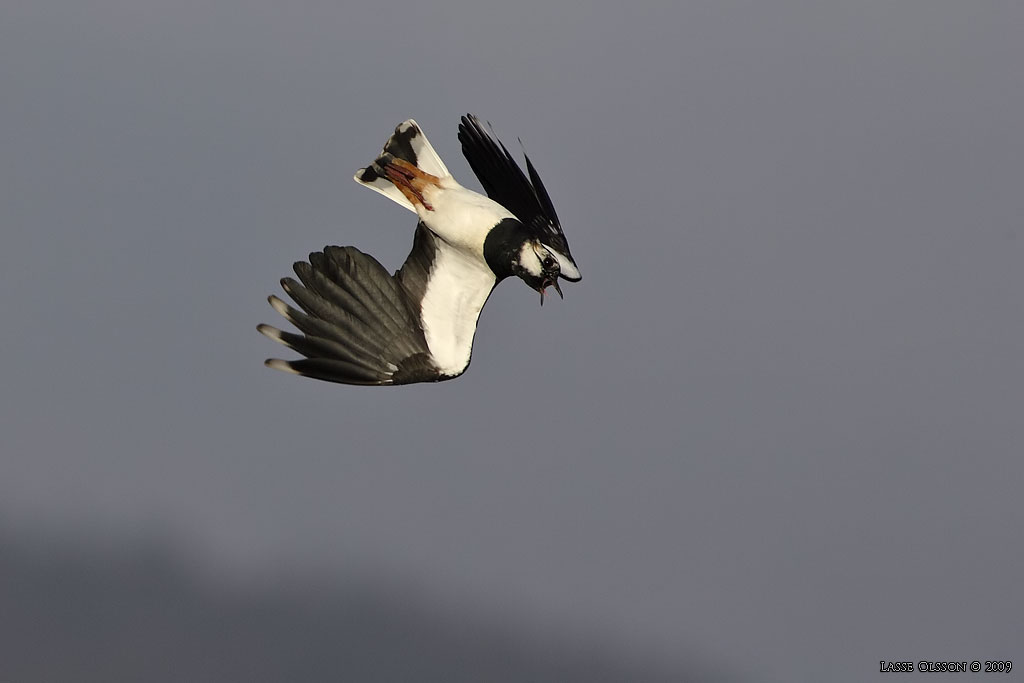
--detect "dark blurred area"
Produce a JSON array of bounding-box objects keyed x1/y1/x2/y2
[{"x1": 0, "y1": 528, "x2": 730, "y2": 682}]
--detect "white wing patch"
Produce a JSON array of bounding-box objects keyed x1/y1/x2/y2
[{"x1": 419, "y1": 240, "x2": 496, "y2": 376}]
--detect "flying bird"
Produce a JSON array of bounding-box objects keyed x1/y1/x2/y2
[{"x1": 258, "y1": 115, "x2": 581, "y2": 385}]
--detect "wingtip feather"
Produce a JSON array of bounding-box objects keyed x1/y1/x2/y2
[
  {"x1": 265, "y1": 358, "x2": 300, "y2": 375},
  {"x1": 257, "y1": 323, "x2": 285, "y2": 343},
  {"x1": 268, "y1": 295, "x2": 290, "y2": 317}
]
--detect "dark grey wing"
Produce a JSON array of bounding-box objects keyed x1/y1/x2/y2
[
  {"x1": 457, "y1": 114, "x2": 552, "y2": 226},
  {"x1": 458, "y1": 114, "x2": 580, "y2": 280},
  {"x1": 395, "y1": 222, "x2": 437, "y2": 307},
  {"x1": 260, "y1": 237, "x2": 445, "y2": 386}
]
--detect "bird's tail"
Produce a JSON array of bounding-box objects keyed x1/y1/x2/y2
[{"x1": 355, "y1": 120, "x2": 450, "y2": 213}]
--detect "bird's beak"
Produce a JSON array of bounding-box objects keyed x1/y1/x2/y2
[{"x1": 538, "y1": 277, "x2": 563, "y2": 306}]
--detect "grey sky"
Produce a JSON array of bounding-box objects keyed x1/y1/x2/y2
[{"x1": 2, "y1": 1, "x2": 1022, "y2": 680}]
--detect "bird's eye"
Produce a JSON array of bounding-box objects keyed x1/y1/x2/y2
[{"x1": 543, "y1": 257, "x2": 554, "y2": 268}]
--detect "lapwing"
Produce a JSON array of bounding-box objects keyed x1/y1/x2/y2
[{"x1": 259, "y1": 115, "x2": 580, "y2": 385}]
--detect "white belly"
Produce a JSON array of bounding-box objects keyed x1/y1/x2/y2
[
  {"x1": 418, "y1": 181, "x2": 515, "y2": 254},
  {"x1": 419, "y1": 240, "x2": 497, "y2": 376}
]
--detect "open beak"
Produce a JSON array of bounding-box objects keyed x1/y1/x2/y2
[{"x1": 538, "y1": 276, "x2": 563, "y2": 306}]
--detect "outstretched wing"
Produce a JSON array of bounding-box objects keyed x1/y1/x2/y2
[
  {"x1": 457, "y1": 114, "x2": 581, "y2": 281},
  {"x1": 260, "y1": 224, "x2": 496, "y2": 386},
  {"x1": 259, "y1": 238, "x2": 444, "y2": 385}
]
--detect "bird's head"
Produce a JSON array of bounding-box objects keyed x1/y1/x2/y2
[
  {"x1": 484, "y1": 219, "x2": 580, "y2": 305},
  {"x1": 513, "y1": 240, "x2": 565, "y2": 305}
]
